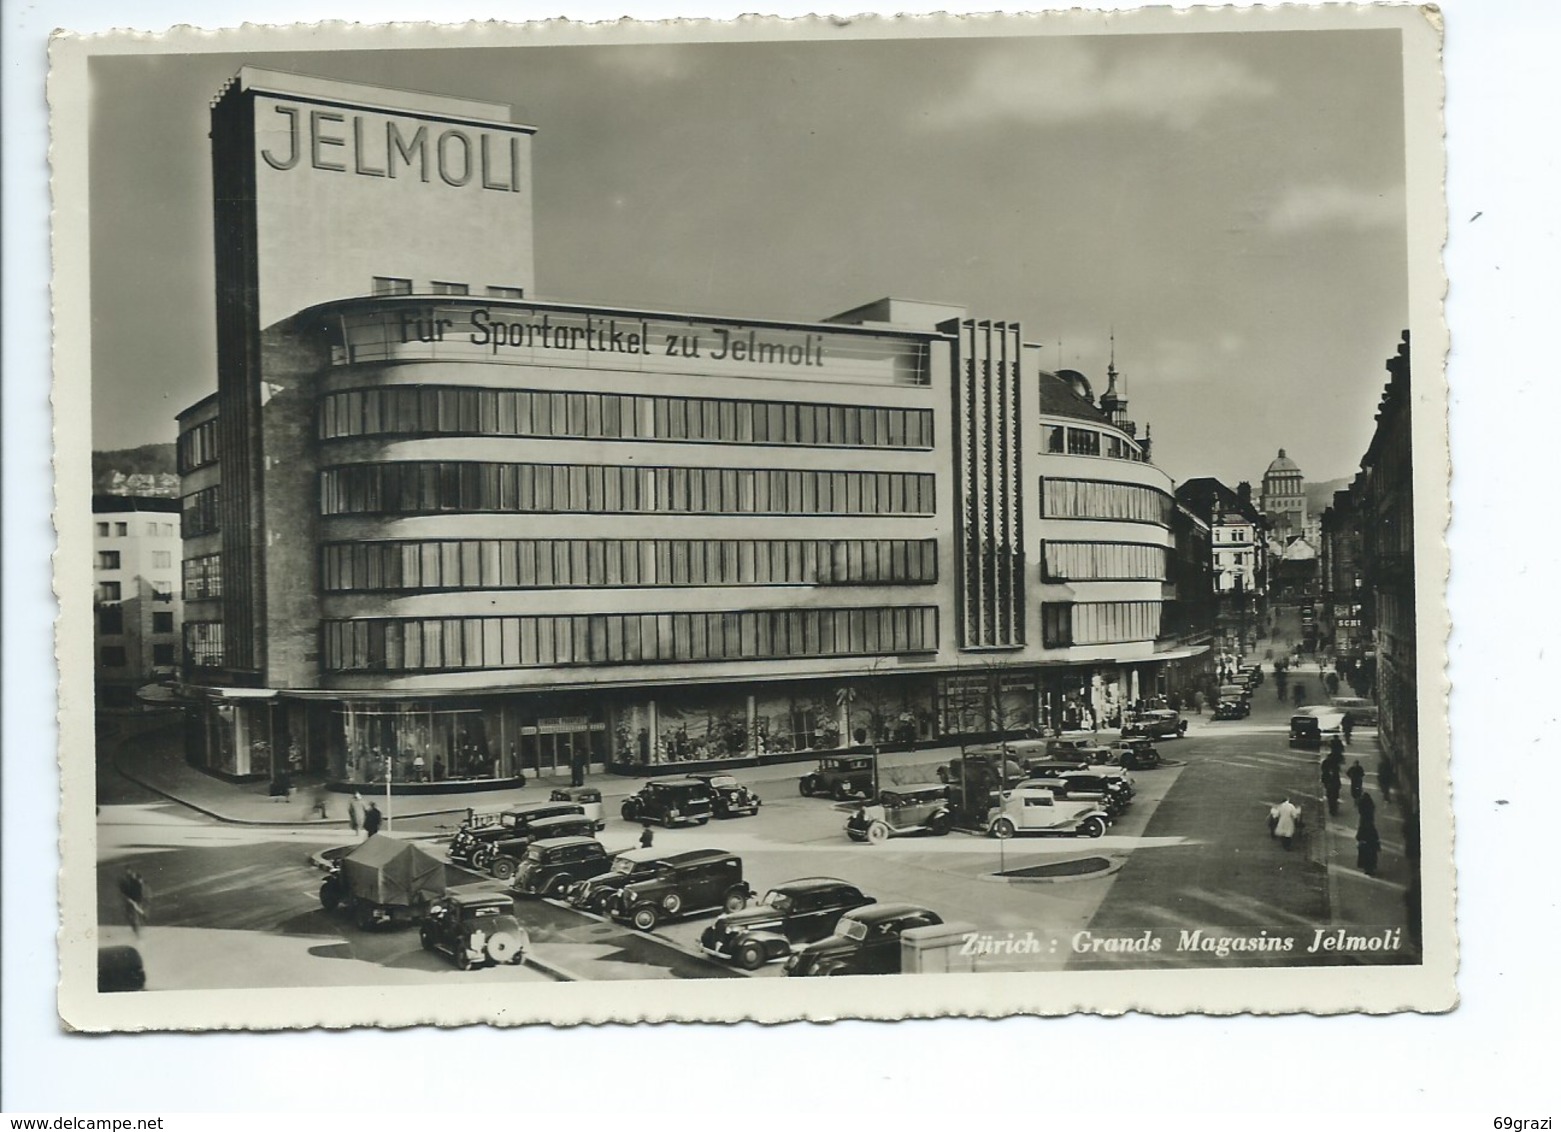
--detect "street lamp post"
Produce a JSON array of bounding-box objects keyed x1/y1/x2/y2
[{"x1": 384, "y1": 754, "x2": 394, "y2": 831}]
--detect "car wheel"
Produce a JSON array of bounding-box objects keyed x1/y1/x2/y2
[
  {"x1": 621, "y1": 803, "x2": 637, "y2": 821},
  {"x1": 470, "y1": 845, "x2": 495, "y2": 870},
  {"x1": 419, "y1": 924, "x2": 436, "y2": 951},
  {"x1": 662, "y1": 893, "x2": 684, "y2": 917},
  {"x1": 928, "y1": 812, "x2": 952, "y2": 836},
  {"x1": 547, "y1": 875, "x2": 572, "y2": 899},
  {"x1": 631, "y1": 906, "x2": 659, "y2": 932},
  {"x1": 319, "y1": 878, "x2": 342, "y2": 912},
  {"x1": 799, "y1": 779, "x2": 814, "y2": 797},
  {"x1": 736, "y1": 942, "x2": 767, "y2": 970},
  {"x1": 722, "y1": 888, "x2": 749, "y2": 913},
  {"x1": 486, "y1": 931, "x2": 523, "y2": 966},
  {"x1": 1082, "y1": 816, "x2": 1107, "y2": 839},
  {"x1": 865, "y1": 821, "x2": 890, "y2": 845},
  {"x1": 992, "y1": 818, "x2": 1016, "y2": 840},
  {"x1": 833, "y1": 781, "x2": 852, "y2": 802},
  {"x1": 490, "y1": 856, "x2": 517, "y2": 881}
]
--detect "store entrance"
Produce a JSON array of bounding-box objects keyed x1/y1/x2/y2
[{"x1": 518, "y1": 718, "x2": 607, "y2": 778}]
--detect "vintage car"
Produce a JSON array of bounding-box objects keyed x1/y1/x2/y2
[
  {"x1": 1329, "y1": 696, "x2": 1379, "y2": 727},
  {"x1": 447, "y1": 801, "x2": 586, "y2": 865},
  {"x1": 936, "y1": 752, "x2": 1025, "y2": 790},
  {"x1": 548, "y1": 786, "x2": 606, "y2": 830},
  {"x1": 798, "y1": 755, "x2": 877, "y2": 801},
  {"x1": 688, "y1": 773, "x2": 761, "y2": 818},
  {"x1": 1289, "y1": 707, "x2": 1347, "y2": 748},
  {"x1": 987, "y1": 786, "x2": 1112, "y2": 839},
  {"x1": 606, "y1": 849, "x2": 752, "y2": 931},
  {"x1": 509, "y1": 835, "x2": 613, "y2": 898},
  {"x1": 699, "y1": 878, "x2": 875, "y2": 970},
  {"x1": 418, "y1": 891, "x2": 529, "y2": 970},
  {"x1": 1101, "y1": 737, "x2": 1162, "y2": 769},
  {"x1": 784, "y1": 903, "x2": 944, "y2": 977},
  {"x1": 1121, "y1": 709, "x2": 1187, "y2": 740},
  {"x1": 845, "y1": 785, "x2": 953, "y2": 844},
  {"x1": 568, "y1": 847, "x2": 699, "y2": 913},
  {"x1": 1041, "y1": 735, "x2": 1114, "y2": 764},
  {"x1": 620, "y1": 778, "x2": 714, "y2": 827},
  {"x1": 1015, "y1": 769, "x2": 1133, "y2": 815},
  {"x1": 475, "y1": 814, "x2": 600, "y2": 880},
  {"x1": 1241, "y1": 664, "x2": 1265, "y2": 686},
  {"x1": 1213, "y1": 695, "x2": 1251, "y2": 720},
  {"x1": 1220, "y1": 682, "x2": 1252, "y2": 703}
]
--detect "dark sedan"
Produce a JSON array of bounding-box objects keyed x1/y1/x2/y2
[
  {"x1": 784, "y1": 903, "x2": 943, "y2": 977},
  {"x1": 700, "y1": 878, "x2": 874, "y2": 970}
]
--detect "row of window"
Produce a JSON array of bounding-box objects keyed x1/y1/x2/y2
[
  {"x1": 183, "y1": 554, "x2": 224, "y2": 600},
  {"x1": 95, "y1": 520, "x2": 176, "y2": 538},
  {"x1": 98, "y1": 608, "x2": 176, "y2": 636},
  {"x1": 101, "y1": 644, "x2": 177, "y2": 668},
  {"x1": 1041, "y1": 478, "x2": 1172, "y2": 526},
  {"x1": 1042, "y1": 424, "x2": 1147, "y2": 462},
  {"x1": 319, "y1": 462, "x2": 937, "y2": 518},
  {"x1": 322, "y1": 605, "x2": 940, "y2": 673},
  {"x1": 184, "y1": 622, "x2": 225, "y2": 668},
  {"x1": 178, "y1": 419, "x2": 220, "y2": 472},
  {"x1": 182, "y1": 488, "x2": 221, "y2": 538},
  {"x1": 318, "y1": 386, "x2": 935, "y2": 450},
  {"x1": 372, "y1": 277, "x2": 525, "y2": 300},
  {"x1": 97, "y1": 550, "x2": 173, "y2": 571},
  {"x1": 1041, "y1": 601, "x2": 1163, "y2": 648},
  {"x1": 322, "y1": 538, "x2": 939, "y2": 592},
  {"x1": 95, "y1": 582, "x2": 173, "y2": 603},
  {"x1": 1041, "y1": 541, "x2": 1167, "y2": 583}
]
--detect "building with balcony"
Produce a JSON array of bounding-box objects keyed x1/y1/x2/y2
[
  {"x1": 93, "y1": 495, "x2": 183, "y2": 707},
  {"x1": 176, "y1": 68, "x2": 1195, "y2": 787}
]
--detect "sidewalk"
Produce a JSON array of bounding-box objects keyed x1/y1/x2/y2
[{"x1": 104, "y1": 716, "x2": 1015, "y2": 829}]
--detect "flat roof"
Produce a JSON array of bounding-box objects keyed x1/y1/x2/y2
[{"x1": 232, "y1": 67, "x2": 532, "y2": 131}]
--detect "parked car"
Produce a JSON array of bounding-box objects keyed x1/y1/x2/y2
[
  {"x1": 784, "y1": 903, "x2": 944, "y2": 977},
  {"x1": 474, "y1": 814, "x2": 600, "y2": 880},
  {"x1": 1042, "y1": 736, "x2": 1113, "y2": 764},
  {"x1": 688, "y1": 773, "x2": 761, "y2": 818},
  {"x1": 606, "y1": 849, "x2": 752, "y2": 931},
  {"x1": 418, "y1": 891, "x2": 529, "y2": 970},
  {"x1": 1213, "y1": 695, "x2": 1250, "y2": 720},
  {"x1": 798, "y1": 755, "x2": 876, "y2": 801},
  {"x1": 1121, "y1": 709, "x2": 1187, "y2": 740},
  {"x1": 1101, "y1": 737, "x2": 1161, "y2": 769},
  {"x1": 548, "y1": 786, "x2": 606, "y2": 830},
  {"x1": 1220, "y1": 683, "x2": 1252, "y2": 703},
  {"x1": 1016, "y1": 769, "x2": 1133, "y2": 815},
  {"x1": 937, "y1": 752, "x2": 1025, "y2": 789},
  {"x1": 987, "y1": 786, "x2": 1112, "y2": 839},
  {"x1": 568, "y1": 847, "x2": 703, "y2": 913},
  {"x1": 1329, "y1": 697, "x2": 1379, "y2": 727},
  {"x1": 620, "y1": 778, "x2": 714, "y2": 827},
  {"x1": 699, "y1": 878, "x2": 875, "y2": 970},
  {"x1": 448, "y1": 801, "x2": 586, "y2": 865},
  {"x1": 510, "y1": 835, "x2": 614, "y2": 898},
  {"x1": 845, "y1": 785, "x2": 953, "y2": 844},
  {"x1": 1241, "y1": 664, "x2": 1265, "y2": 686}
]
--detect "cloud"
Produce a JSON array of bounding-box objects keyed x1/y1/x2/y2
[
  {"x1": 1262, "y1": 182, "x2": 1405, "y2": 234},
  {"x1": 922, "y1": 41, "x2": 1275, "y2": 131}
]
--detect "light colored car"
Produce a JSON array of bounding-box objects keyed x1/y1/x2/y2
[
  {"x1": 1329, "y1": 697, "x2": 1379, "y2": 727},
  {"x1": 987, "y1": 787, "x2": 1111, "y2": 839},
  {"x1": 845, "y1": 786, "x2": 953, "y2": 844}
]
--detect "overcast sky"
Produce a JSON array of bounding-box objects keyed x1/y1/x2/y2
[{"x1": 87, "y1": 27, "x2": 1408, "y2": 488}]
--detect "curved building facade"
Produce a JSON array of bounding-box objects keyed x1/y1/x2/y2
[{"x1": 178, "y1": 69, "x2": 1197, "y2": 786}]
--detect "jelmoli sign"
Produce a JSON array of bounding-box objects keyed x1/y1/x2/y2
[{"x1": 256, "y1": 98, "x2": 526, "y2": 194}]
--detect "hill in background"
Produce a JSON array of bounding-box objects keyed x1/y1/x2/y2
[{"x1": 93, "y1": 443, "x2": 178, "y2": 498}]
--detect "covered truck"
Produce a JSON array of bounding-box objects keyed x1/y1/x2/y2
[{"x1": 320, "y1": 833, "x2": 447, "y2": 929}]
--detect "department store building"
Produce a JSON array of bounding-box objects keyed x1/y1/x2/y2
[{"x1": 178, "y1": 69, "x2": 1196, "y2": 789}]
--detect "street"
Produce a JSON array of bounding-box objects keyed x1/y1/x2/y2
[{"x1": 96, "y1": 651, "x2": 1415, "y2": 989}]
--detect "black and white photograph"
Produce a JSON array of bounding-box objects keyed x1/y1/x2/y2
[{"x1": 50, "y1": 7, "x2": 1452, "y2": 1029}]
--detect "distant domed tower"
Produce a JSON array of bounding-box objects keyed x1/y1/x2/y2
[{"x1": 1261, "y1": 448, "x2": 1307, "y2": 539}]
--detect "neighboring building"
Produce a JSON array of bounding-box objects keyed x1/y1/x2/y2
[
  {"x1": 1175, "y1": 477, "x2": 1266, "y2": 657},
  {"x1": 176, "y1": 68, "x2": 1191, "y2": 786},
  {"x1": 1318, "y1": 488, "x2": 1365, "y2": 662},
  {"x1": 1260, "y1": 448, "x2": 1307, "y2": 541},
  {"x1": 93, "y1": 495, "x2": 183, "y2": 707},
  {"x1": 1159, "y1": 500, "x2": 1217, "y2": 700},
  {"x1": 1273, "y1": 535, "x2": 1320, "y2": 604}
]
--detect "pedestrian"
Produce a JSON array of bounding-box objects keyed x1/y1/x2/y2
[
  {"x1": 570, "y1": 746, "x2": 586, "y2": 788},
  {"x1": 363, "y1": 801, "x2": 383, "y2": 837},
  {"x1": 348, "y1": 792, "x2": 365, "y2": 839},
  {"x1": 638, "y1": 822, "x2": 654, "y2": 849},
  {"x1": 1356, "y1": 789, "x2": 1376, "y2": 825},
  {"x1": 118, "y1": 867, "x2": 149, "y2": 938},
  {"x1": 1378, "y1": 757, "x2": 1396, "y2": 802},
  {"x1": 1346, "y1": 760, "x2": 1365, "y2": 801},
  {"x1": 1342, "y1": 714, "x2": 1355, "y2": 744},
  {"x1": 1356, "y1": 798, "x2": 1381, "y2": 876},
  {"x1": 1193, "y1": 690, "x2": 1205, "y2": 715},
  {"x1": 1269, "y1": 797, "x2": 1303, "y2": 850},
  {"x1": 1321, "y1": 761, "x2": 1342, "y2": 817},
  {"x1": 1328, "y1": 735, "x2": 1346, "y2": 765},
  {"x1": 1292, "y1": 683, "x2": 1305, "y2": 708}
]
